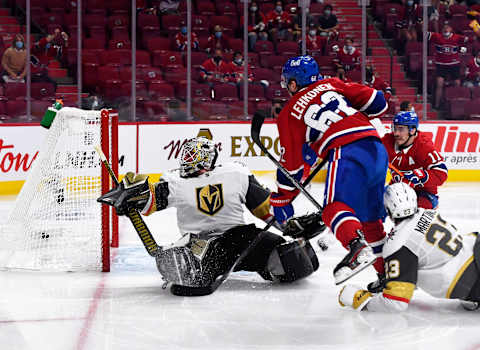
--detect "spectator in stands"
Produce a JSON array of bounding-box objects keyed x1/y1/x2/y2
[
  {"x1": 272, "y1": 100, "x2": 283, "y2": 119},
  {"x1": 33, "y1": 28, "x2": 69, "y2": 65},
  {"x1": 291, "y1": 5, "x2": 314, "y2": 41},
  {"x1": 1, "y1": 33, "x2": 27, "y2": 83},
  {"x1": 414, "y1": 0, "x2": 440, "y2": 41},
  {"x1": 304, "y1": 22, "x2": 327, "y2": 55},
  {"x1": 199, "y1": 48, "x2": 231, "y2": 86},
  {"x1": 395, "y1": 0, "x2": 419, "y2": 47},
  {"x1": 364, "y1": 64, "x2": 392, "y2": 101},
  {"x1": 266, "y1": 1, "x2": 293, "y2": 43},
  {"x1": 174, "y1": 25, "x2": 199, "y2": 51},
  {"x1": 228, "y1": 51, "x2": 253, "y2": 86},
  {"x1": 463, "y1": 50, "x2": 480, "y2": 87},
  {"x1": 158, "y1": 0, "x2": 180, "y2": 14},
  {"x1": 332, "y1": 37, "x2": 361, "y2": 80},
  {"x1": 206, "y1": 25, "x2": 231, "y2": 55},
  {"x1": 317, "y1": 5, "x2": 339, "y2": 40},
  {"x1": 428, "y1": 24, "x2": 468, "y2": 108},
  {"x1": 242, "y1": 1, "x2": 268, "y2": 51},
  {"x1": 400, "y1": 100, "x2": 415, "y2": 112}
]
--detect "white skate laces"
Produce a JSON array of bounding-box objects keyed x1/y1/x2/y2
[{"x1": 334, "y1": 240, "x2": 376, "y2": 285}]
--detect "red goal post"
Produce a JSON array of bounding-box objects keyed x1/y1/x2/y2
[{"x1": 0, "y1": 107, "x2": 118, "y2": 272}]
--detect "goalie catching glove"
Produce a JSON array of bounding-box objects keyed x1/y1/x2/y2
[
  {"x1": 283, "y1": 212, "x2": 326, "y2": 240},
  {"x1": 97, "y1": 172, "x2": 168, "y2": 216}
]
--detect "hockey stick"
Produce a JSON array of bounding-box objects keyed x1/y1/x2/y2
[
  {"x1": 251, "y1": 111, "x2": 325, "y2": 211},
  {"x1": 263, "y1": 160, "x2": 325, "y2": 232},
  {"x1": 388, "y1": 163, "x2": 402, "y2": 176},
  {"x1": 94, "y1": 145, "x2": 160, "y2": 257}
]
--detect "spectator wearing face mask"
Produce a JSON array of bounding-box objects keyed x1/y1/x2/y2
[
  {"x1": 228, "y1": 51, "x2": 253, "y2": 86},
  {"x1": 266, "y1": 1, "x2": 293, "y2": 43},
  {"x1": 206, "y1": 25, "x2": 231, "y2": 54},
  {"x1": 317, "y1": 5, "x2": 339, "y2": 40},
  {"x1": 332, "y1": 37, "x2": 361, "y2": 79},
  {"x1": 1, "y1": 33, "x2": 27, "y2": 83},
  {"x1": 304, "y1": 22, "x2": 327, "y2": 55},
  {"x1": 241, "y1": 1, "x2": 268, "y2": 51},
  {"x1": 463, "y1": 51, "x2": 480, "y2": 88},
  {"x1": 364, "y1": 65, "x2": 392, "y2": 101},
  {"x1": 174, "y1": 25, "x2": 199, "y2": 51},
  {"x1": 271, "y1": 101, "x2": 283, "y2": 118},
  {"x1": 199, "y1": 48, "x2": 231, "y2": 86},
  {"x1": 427, "y1": 24, "x2": 468, "y2": 109}
]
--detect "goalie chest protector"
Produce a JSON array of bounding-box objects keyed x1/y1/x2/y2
[{"x1": 161, "y1": 162, "x2": 252, "y2": 235}]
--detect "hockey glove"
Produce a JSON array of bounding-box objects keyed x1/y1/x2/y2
[
  {"x1": 270, "y1": 191, "x2": 298, "y2": 225},
  {"x1": 338, "y1": 285, "x2": 372, "y2": 311},
  {"x1": 394, "y1": 169, "x2": 429, "y2": 188},
  {"x1": 283, "y1": 212, "x2": 326, "y2": 240},
  {"x1": 97, "y1": 172, "x2": 151, "y2": 216}
]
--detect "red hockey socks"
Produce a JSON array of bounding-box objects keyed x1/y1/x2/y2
[{"x1": 322, "y1": 201, "x2": 362, "y2": 249}]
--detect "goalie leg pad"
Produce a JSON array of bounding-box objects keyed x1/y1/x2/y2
[{"x1": 267, "y1": 240, "x2": 319, "y2": 283}]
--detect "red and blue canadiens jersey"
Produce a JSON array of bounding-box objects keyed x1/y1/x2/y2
[
  {"x1": 276, "y1": 77, "x2": 388, "y2": 189},
  {"x1": 382, "y1": 131, "x2": 448, "y2": 195}
]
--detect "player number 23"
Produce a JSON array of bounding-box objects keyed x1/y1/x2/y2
[
  {"x1": 303, "y1": 91, "x2": 357, "y2": 133},
  {"x1": 385, "y1": 259, "x2": 400, "y2": 279}
]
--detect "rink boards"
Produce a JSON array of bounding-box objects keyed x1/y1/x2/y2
[{"x1": 1, "y1": 120, "x2": 480, "y2": 195}]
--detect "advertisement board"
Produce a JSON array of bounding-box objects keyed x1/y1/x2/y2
[{"x1": 1, "y1": 120, "x2": 480, "y2": 194}]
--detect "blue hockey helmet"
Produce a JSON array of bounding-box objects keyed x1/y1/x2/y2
[
  {"x1": 393, "y1": 111, "x2": 419, "y2": 131},
  {"x1": 281, "y1": 55, "x2": 322, "y2": 89}
]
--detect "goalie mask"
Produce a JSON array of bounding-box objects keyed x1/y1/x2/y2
[
  {"x1": 180, "y1": 137, "x2": 218, "y2": 178},
  {"x1": 384, "y1": 183, "x2": 418, "y2": 219}
]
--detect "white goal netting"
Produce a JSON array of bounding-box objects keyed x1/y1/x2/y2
[{"x1": 0, "y1": 107, "x2": 115, "y2": 271}]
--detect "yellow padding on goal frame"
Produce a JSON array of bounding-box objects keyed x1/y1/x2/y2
[{"x1": 1, "y1": 170, "x2": 480, "y2": 196}]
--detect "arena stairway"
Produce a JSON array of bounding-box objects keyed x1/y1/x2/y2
[{"x1": 332, "y1": 0, "x2": 437, "y2": 119}]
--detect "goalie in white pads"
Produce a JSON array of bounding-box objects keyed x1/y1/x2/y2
[
  {"x1": 339, "y1": 182, "x2": 480, "y2": 312},
  {"x1": 99, "y1": 137, "x2": 322, "y2": 296}
]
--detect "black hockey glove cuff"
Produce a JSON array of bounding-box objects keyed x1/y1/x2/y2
[{"x1": 283, "y1": 212, "x2": 326, "y2": 240}]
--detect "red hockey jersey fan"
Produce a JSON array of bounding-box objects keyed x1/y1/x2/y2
[{"x1": 428, "y1": 31, "x2": 468, "y2": 66}]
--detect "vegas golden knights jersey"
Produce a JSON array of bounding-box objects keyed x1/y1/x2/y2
[
  {"x1": 147, "y1": 162, "x2": 271, "y2": 235},
  {"x1": 366, "y1": 208, "x2": 479, "y2": 312}
]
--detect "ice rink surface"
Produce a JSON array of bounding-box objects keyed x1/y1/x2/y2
[{"x1": 1, "y1": 178, "x2": 480, "y2": 350}]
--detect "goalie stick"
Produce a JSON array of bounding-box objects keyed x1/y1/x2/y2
[{"x1": 94, "y1": 145, "x2": 160, "y2": 257}]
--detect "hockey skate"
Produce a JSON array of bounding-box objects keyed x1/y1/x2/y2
[
  {"x1": 367, "y1": 273, "x2": 386, "y2": 293},
  {"x1": 333, "y1": 237, "x2": 376, "y2": 285}
]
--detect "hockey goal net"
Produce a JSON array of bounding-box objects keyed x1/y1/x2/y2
[{"x1": 0, "y1": 107, "x2": 118, "y2": 272}]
